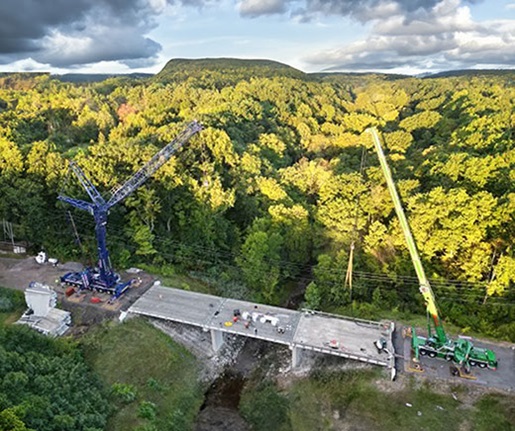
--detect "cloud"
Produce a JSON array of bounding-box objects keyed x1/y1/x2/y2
[
  {"x1": 237, "y1": 0, "x2": 480, "y2": 21},
  {"x1": 239, "y1": 0, "x2": 287, "y2": 17},
  {"x1": 303, "y1": 0, "x2": 515, "y2": 72},
  {"x1": 38, "y1": 31, "x2": 162, "y2": 69},
  {"x1": 0, "y1": 0, "x2": 508, "y2": 72},
  {"x1": 0, "y1": 0, "x2": 205, "y2": 68}
]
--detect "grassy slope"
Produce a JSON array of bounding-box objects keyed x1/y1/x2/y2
[
  {"x1": 288, "y1": 371, "x2": 464, "y2": 431},
  {"x1": 81, "y1": 318, "x2": 204, "y2": 431},
  {"x1": 240, "y1": 369, "x2": 515, "y2": 431}
]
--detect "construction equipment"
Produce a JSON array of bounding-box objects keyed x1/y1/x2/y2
[
  {"x1": 58, "y1": 121, "x2": 202, "y2": 298},
  {"x1": 367, "y1": 128, "x2": 497, "y2": 371}
]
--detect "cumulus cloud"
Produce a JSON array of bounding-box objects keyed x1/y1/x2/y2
[
  {"x1": 303, "y1": 0, "x2": 515, "y2": 72},
  {"x1": 0, "y1": 0, "x2": 205, "y2": 68},
  {"x1": 239, "y1": 0, "x2": 287, "y2": 17},
  {"x1": 237, "y1": 0, "x2": 480, "y2": 21},
  {"x1": 236, "y1": 0, "x2": 514, "y2": 73},
  {"x1": 0, "y1": 0, "x2": 511, "y2": 72}
]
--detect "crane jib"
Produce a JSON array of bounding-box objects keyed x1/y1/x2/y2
[
  {"x1": 367, "y1": 127, "x2": 498, "y2": 369},
  {"x1": 106, "y1": 120, "x2": 202, "y2": 208}
]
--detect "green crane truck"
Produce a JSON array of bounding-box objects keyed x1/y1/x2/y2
[{"x1": 367, "y1": 128, "x2": 497, "y2": 371}]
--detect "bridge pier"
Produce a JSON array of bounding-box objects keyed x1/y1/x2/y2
[
  {"x1": 292, "y1": 345, "x2": 302, "y2": 368},
  {"x1": 211, "y1": 328, "x2": 225, "y2": 352}
]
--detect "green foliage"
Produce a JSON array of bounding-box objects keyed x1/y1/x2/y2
[
  {"x1": 111, "y1": 383, "x2": 137, "y2": 404},
  {"x1": 304, "y1": 282, "x2": 321, "y2": 310},
  {"x1": 2, "y1": 68, "x2": 515, "y2": 341},
  {"x1": 0, "y1": 407, "x2": 31, "y2": 431},
  {"x1": 0, "y1": 325, "x2": 109, "y2": 431},
  {"x1": 137, "y1": 401, "x2": 157, "y2": 421},
  {"x1": 237, "y1": 229, "x2": 283, "y2": 302},
  {"x1": 239, "y1": 382, "x2": 290, "y2": 431},
  {"x1": 0, "y1": 287, "x2": 24, "y2": 314},
  {"x1": 311, "y1": 253, "x2": 351, "y2": 307}
]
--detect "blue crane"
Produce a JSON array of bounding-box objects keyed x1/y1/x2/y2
[{"x1": 58, "y1": 120, "x2": 202, "y2": 298}]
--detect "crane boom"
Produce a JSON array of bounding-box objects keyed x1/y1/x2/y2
[
  {"x1": 367, "y1": 127, "x2": 446, "y2": 344},
  {"x1": 107, "y1": 120, "x2": 202, "y2": 208},
  {"x1": 68, "y1": 161, "x2": 106, "y2": 207}
]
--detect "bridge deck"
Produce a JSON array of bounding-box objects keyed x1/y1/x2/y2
[{"x1": 129, "y1": 285, "x2": 394, "y2": 368}]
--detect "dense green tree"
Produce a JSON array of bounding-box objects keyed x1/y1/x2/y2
[
  {"x1": 237, "y1": 230, "x2": 283, "y2": 302},
  {"x1": 0, "y1": 325, "x2": 109, "y2": 431},
  {"x1": 1, "y1": 69, "x2": 515, "y2": 340}
]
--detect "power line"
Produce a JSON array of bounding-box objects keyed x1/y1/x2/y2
[
  {"x1": 52, "y1": 208, "x2": 504, "y2": 290},
  {"x1": 52, "y1": 209, "x2": 515, "y2": 294},
  {"x1": 48, "y1": 211, "x2": 515, "y2": 306}
]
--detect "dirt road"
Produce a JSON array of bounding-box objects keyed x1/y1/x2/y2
[{"x1": 0, "y1": 255, "x2": 82, "y2": 291}]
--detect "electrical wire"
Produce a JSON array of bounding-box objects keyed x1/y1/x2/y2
[
  {"x1": 48, "y1": 209, "x2": 515, "y2": 307},
  {"x1": 53, "y1": 208, "x2": 509, "y2": 291}
]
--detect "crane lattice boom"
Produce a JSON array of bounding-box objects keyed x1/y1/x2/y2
[{"x1": 107, "y1": 120, "x2": 202, "y2": 208}]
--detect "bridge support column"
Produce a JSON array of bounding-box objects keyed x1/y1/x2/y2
[
  {"x1": 211, "y1": 328, "x2": 225, "y2": 352},
  {"x1": 292, "y1": 346, "x2": 302, "y2": 368}
]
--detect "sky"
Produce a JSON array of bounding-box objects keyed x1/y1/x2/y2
[{"x1": 0, "y1": 0, "x2": 514, "y2": 75}]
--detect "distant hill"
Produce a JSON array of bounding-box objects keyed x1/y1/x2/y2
[
  {"x1": 155, "y1": 58, "x2": 307, "y2": 84},
  {"x1": 426, "y1": 69, "x2": 515, "y2": 79},
  {"x1": 313, "y1": 71, "x2": 409, "y2": 80},
  {"x1": 313, "y1": 72, "x2": 410, "y2": 87},
  {"x1": 53, "y1": 73, "x2": 153, "y2": 83},
  {"x1": 0, "y1": 72, "x2": 50, "y2": 90}
]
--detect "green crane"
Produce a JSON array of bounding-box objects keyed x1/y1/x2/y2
[{"x1": 367, "y1": 128, "x2": 497, "y2": 371}]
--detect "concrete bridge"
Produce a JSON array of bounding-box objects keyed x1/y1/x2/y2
[{"x1": 128, "y1": 285, "x2": 396, "y2": 376}]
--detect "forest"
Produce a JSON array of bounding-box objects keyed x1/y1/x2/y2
[
  {"x1": 0, "y1": 61, "x2": 514, "y2": 345},
  {"x1": 0, "y1": 288, "x2": 109, "y2": 431}
]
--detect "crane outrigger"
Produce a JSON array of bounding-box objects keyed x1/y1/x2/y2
[{"x1": 367, "y1": 128, "x2": 497, "y2": 373}]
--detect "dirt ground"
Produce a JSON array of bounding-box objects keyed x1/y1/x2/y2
[
  {"x1": 0, "y1": 255, "x2": 77, "y2": 291},
  {"x1": 0, "y1": 254, "x2": 155, "y2": 330}
]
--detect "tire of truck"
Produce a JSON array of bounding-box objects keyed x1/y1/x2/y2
[
  {"x1": 478, "y1": 362, "x2": 486, "y2": 368},
  {"x1": 469, "y1": 360, "x2": 477, "y2": 367},
  {"x1": 445, "y1": 354, "x2": 453, "y2": 361},
  {"x1": 419, "y1": 349, "x2": 427, "y2": 356},
  {"x1": 428, "y1": 351, "x2": 437, "y2": 358}
]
